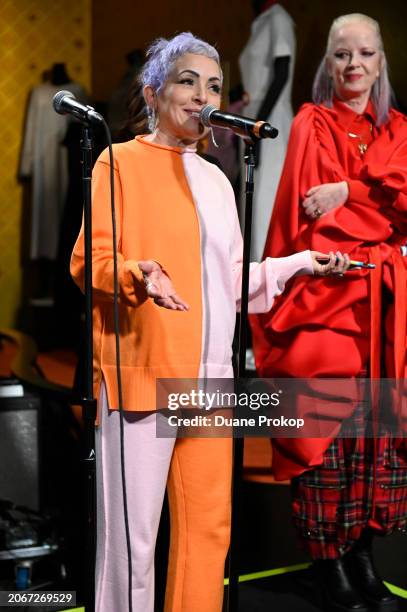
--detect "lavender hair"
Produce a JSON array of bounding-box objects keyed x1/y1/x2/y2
[
  {"x1": 312, "y1": 13, "x2": 393, "y2": 126},
  {"x1": 141, "y1": 32, "x2": 222, "y2": 94}
]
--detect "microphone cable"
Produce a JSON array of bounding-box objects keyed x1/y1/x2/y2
[
  {"x1": 51, "y1": 91, "x2": 134, "y2": 611},
  {"x1": 101, "y1": 119, "x2": 133, "y2": 612}
]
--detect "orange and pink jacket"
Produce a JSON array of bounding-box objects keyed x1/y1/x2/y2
[{"x1": 70, "y1": 136, "x2": 313, "y2": 414}]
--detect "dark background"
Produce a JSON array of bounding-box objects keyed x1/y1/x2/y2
[{"x1": 92, "y1": 0, "x2": 407, "y2": 112}]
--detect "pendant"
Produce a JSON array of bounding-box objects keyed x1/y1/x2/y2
[{"x1": 358, "y1": 143, "x2": 368, "y2": 155}]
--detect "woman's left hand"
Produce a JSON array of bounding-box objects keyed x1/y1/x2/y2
[
  {"x1": 302, "y1": 181, "x2": 349, "y2": 219},
  {"x1": 311, "y1": 250, "x2": 350, "y2": 276}
]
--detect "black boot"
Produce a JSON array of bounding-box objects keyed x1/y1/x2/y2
[
  {"x1": 313, "y1": 558, "x2": 369, "y2": 612},
  {"x1": 344, "y1": 531, "x2": 399, "y2": 611}
]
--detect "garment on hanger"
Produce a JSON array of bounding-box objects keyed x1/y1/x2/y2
[
  {"x1": 20, "y1": 77, "x2": 86, "y2": 260},
  {"x1": 239, "y1": 3, "x2": 295, "y2": 261}
]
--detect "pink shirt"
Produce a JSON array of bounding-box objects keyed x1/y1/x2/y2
[{"x1": 181, "y1": 148, "x2": 313, "y2": 378}]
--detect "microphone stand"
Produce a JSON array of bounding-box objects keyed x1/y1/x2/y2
[
  {"x1": 80, "y1": 125, "x2": 97, "y2": 612},
  {"x1": 227, "y1": 140, "x2": 256, "y2": 611}
]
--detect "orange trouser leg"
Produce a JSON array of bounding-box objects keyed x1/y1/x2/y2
[{"x1": 164, "y1": 436, "x2": 232, "y2": 612}]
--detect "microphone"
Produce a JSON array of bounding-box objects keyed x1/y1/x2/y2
[
  {"x1": 52, "y1": 90, "x2": 103, "y2": 125},
  {"x1": 199, "y1": 104, "x2": 278, "y2": 140}
]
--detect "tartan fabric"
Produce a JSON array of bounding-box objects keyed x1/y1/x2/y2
[{"x1": 291, "y1": 435, "x2": 407, "y2": 559}]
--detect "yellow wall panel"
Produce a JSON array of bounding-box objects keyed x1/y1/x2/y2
[{"x1": 0, "y1": 0, "x2": 91, "y2": 327}]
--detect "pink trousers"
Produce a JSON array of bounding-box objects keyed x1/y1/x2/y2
[{"x1": 95, "y1": 383, "x2": 232, "y2": 612}]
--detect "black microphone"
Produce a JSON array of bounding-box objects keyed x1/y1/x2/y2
[
  {"x1": 199, "y1": 104, "x2": 278, "y2": 140},
  {"x1": 52, "y1": 90, "x2": 103, "y2": 125}
]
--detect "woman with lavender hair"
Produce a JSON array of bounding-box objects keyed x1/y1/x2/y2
[
  {"x1": 71, "y1": 32, "x2": 347, "y2": 611},
  {"x1": 252, "y1": 13, "x2": 407, "y2": 612}
]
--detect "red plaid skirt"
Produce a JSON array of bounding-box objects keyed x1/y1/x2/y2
[{"x1": 291, "y1": 434, "x2": 407, "y2": 559}]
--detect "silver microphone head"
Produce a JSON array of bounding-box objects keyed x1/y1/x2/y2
[
  {"x1": 200, "y1": 104, "x2": 217, "y2": 127},
  {"x1": 52, "y1": 90, "x2": 74, "y2": 114}
]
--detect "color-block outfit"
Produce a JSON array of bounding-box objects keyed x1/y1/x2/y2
[{"x1": 71, "y1": 136, "x2": 313, "y2": 611}]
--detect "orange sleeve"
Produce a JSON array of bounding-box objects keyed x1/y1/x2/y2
[{"x1": 70, "y1": 155, "x2": 148, "y2": 308}]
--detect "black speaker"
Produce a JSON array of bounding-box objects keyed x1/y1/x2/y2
[{"x1": 0, "y1": 382, "x2": 42, "y2": 511}]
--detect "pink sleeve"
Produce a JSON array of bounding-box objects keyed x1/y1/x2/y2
[
  {"x1": 225, "y1": 168, "x2": 313, "y2": 313},
  {"x1": 244, "y1": 252, "x2": 314, "y2": 313},
  {"x1": 231, "y1": 207, "x2": 313, "y2": 312}
]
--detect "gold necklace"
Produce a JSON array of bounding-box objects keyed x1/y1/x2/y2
[{"x1": 348, "y1": 123, "x2": 373, "y2": 156}]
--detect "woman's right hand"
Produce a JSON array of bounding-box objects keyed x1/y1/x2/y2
[
  {"x1": 311, "y1": 251, "x2": 350, "y2": 276},
  {"x1": 138, "y1": 261, "x2": 189, "y2": 311}
]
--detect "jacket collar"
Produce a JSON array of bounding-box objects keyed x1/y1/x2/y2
[{"x1": 331, "y1": 96, "x2": 376, "y2": 130}]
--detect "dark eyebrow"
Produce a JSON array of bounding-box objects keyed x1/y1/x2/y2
[
  {"x1": 178, "y1": 69, "x2": 221, "y2": 82},
  {"x1": 334, "y1": 45, "x2": 377, "y2": 51}
]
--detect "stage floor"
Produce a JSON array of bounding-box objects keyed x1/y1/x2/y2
[{"x1": 226, "y1": 566, "x2": 407, "y2": 611}]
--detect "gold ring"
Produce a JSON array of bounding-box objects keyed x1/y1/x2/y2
[{"x1": 314, "y1": 207, "x2": 322, "y2": 218}]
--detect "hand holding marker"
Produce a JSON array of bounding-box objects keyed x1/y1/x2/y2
[
  {"x1": 318, "y1": 243, "x2": 407, "y2": 269},
  {"x1": 317, "y1": 256, "x2": 376, "y2": 270}
]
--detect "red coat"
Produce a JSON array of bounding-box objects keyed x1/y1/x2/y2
[{"x1": 251, "y1": 100, "x2": 407, "y2": 480}]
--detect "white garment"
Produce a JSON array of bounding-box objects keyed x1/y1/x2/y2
[
  {"x1": 239, "y1": 3, "x2": 296, "y2": 261},
  {"x1": 20, "y1": 82, "x2": 86, "y2": 260},
  {"x1": 95, "y1": 382, "x2": 176, "y2": 612}
]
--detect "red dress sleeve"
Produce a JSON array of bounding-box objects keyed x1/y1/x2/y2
[
  {"x1": 251, "y1": 104, "x2": 407, "y2": 375},
  {"x1": 251, "y1": 104, "x2": 407, "y2": 479}
]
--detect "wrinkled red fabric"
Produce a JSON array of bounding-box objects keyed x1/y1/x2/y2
[{"x1": 251, "y1": 101, "x2": 407, "y2": 480}]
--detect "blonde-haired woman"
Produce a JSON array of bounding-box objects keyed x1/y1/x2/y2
[{"x1": 252, "y1": 14, "x2": 406, "y2": 612}]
